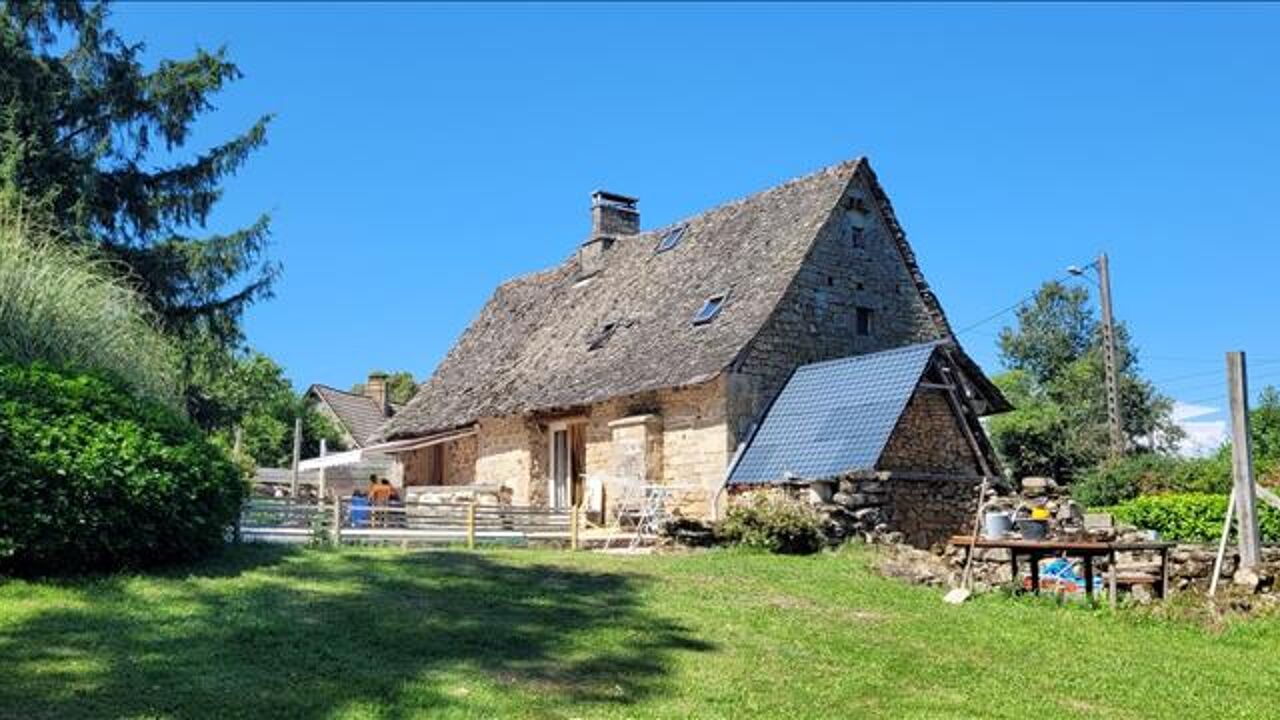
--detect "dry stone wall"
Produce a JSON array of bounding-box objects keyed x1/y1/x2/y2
[
  {"x1": 816, "y1": 473, "x2": 979, "y2": 548},
  {"x1": 878, "y1": 391, "x2": 981, "y2": 476}
]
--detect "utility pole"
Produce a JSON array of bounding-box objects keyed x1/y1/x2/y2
[
  {"x1": 1227, "y1": 351, "x2": 1261, "y2": 568},
  {"x1": 1097, "y1": 253, "x2": 1125, "y2": 458}
]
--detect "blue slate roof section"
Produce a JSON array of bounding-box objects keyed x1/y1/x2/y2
[{"x1": 728, "y1": 342, "x2": 942, "y2": 485}]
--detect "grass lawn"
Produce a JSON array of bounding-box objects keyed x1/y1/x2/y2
[{"x1": 2, "y1": 545, "x2": 1278, "y2": 719}]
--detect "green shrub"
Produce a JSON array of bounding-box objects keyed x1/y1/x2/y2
[
  {"x1": 1109, "y1": 493, "x2": 1280, "y2": 543},
  {"x1": 0, "y1": 209, "x2": 179, "y2": 405},
  {"x1": 1074, "y1": 454, "x2": 1233, "y2": 508},
  {"x1": 0, "y1": 360, "x2": 246, "y2": 574},
  {"x1": 718, "y1": 493, "x2": 825, "y2": 554}
]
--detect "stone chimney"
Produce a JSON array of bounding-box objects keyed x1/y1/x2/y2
[
  {"x1": 579, "y1": 191, "x2": 639, "y2": 278},
  {"x1": 365, "y1": 372, "x2": 390, "y2": 415}
]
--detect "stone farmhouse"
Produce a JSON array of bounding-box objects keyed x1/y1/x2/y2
[{"x1": 374, "y1": 157, "x2": 1009, "y2": 519}]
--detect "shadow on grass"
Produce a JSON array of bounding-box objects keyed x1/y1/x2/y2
[{"x1": 0, "y1": 544, "x2": 713, "y2": 719}]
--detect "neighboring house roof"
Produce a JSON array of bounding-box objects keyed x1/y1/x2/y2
[
  {"x1": 727, "y1": 342, "x2": 942, "y2": 485},
  {"x1": 307, "y1": 385, "x2": 400, "y2": 447},
  {"x1": 381, "y1": 157, "x2": 1005, "y2": 441}
]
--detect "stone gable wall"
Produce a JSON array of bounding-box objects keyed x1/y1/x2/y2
[
  {"x1": 877, "y1": 390, "x2": 981, "y2": 476},
  {"x1": 727, "y1": 172, "x2": 942, "y2": 447}
]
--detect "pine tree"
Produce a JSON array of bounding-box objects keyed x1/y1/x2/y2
[{"x1": 0, "y1": 1, "x2": 277, "y2": 342}]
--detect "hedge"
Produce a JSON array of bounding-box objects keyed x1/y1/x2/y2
[
  {"x1": 1109, "y1": 493, "x2": 1280, "y2": 543},
  {"x1": 0, "y1": 360, "x2": 246, "y2": 574}
]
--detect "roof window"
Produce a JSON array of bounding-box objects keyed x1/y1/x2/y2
[
  {"x1": 692, "y1": 294, "x2": 726, "y2": 325},
  {"x1": 655, "y1": 225, "x2": 686, "y2": 253},
  {"x1": 587, "y1": 321, "x2": 618, "y2": 351}
]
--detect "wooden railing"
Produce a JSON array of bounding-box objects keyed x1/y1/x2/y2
[{"x1": 238, "y1": 497, "x2": 581, "y2": 548}]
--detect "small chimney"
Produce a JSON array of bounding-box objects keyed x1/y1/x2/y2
[
  {"x1": 579, "y1": 191, "x2": 639, "y2": 278},
  {"x1": 365, "y1": 372, "x2": 390, "y2": 415}
]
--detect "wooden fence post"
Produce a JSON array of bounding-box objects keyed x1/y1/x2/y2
[
  {"x1": 571, "y1": 504, "x2": 580, "y2": 551},
  {"x1": 1227, "y1": 351, "x2": 1262, "y2": 568},
  {"x1": 466, "y1": 502, "x2": 477, "y2": 550},
  {"x1": 331, "y1": 496, "x2": 343, "y2": 546}
]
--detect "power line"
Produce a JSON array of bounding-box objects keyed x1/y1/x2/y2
[
  {"x1": 953, "y1": 273, "x2": 1074, "y2": 336},
  {"x1": 1165, "y1": 370, "x2": 1280, "y2": 397}
]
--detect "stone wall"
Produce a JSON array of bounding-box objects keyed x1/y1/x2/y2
[
  {"x1": 877, "y1": 390, "x2": 981, "y2": 476},
  {"x1": 475, "y1": 415, "x2": 538, "y2": 504},
  {"x1": 399, "y1": 435, "x2": 478, "y2": 487},
  {"x1": 946, "y1": 543, "x2": 1280, "y2": 599},
  {"x1": 812, "y1": 472, "x2": 980, "y2": 548},
  {"x1": 464, "y1": 378, "x2": 730, "y2": 517},
  {"x1": 727, "y1": 171, "x2": 942, "y2": 447}
]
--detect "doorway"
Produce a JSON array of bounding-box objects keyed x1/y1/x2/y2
[{"x1": 548, "y1": 422, "x2": 586, "y2": 509}]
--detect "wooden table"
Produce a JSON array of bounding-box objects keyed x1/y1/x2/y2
[{"x1": 949, "y1": 536, "x2": 1174, "y2": 607}]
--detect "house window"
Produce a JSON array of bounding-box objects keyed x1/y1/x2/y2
[
  {"x1": 856, "y1": 306, "x2": 874, "y2": 336},
  {"x1": 587, "y1": 321, "x2": 618, "y2": 351},
  {"x1": 655, "y1": 225, "x2": 686, "y2": 253},
  {"x1": 692, "y1": 294, "x2": 726, "y2": 325}
]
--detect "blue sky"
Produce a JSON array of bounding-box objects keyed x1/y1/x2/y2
[{"x1": 111, "y1": 2, "x2": 1280, "y2": 449}]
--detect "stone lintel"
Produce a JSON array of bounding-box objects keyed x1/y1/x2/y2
[{"x1": 607, "y1": 414, "x2": 662, "y2": 429}]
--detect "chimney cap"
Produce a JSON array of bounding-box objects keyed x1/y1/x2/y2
[{"x1": 591, "y1": 190, "x2": 638, "y2": 210}]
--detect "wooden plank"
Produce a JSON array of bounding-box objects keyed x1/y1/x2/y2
[
  {"x1": 1227, "y1": 351, "x2": 1262, "y2": 567},
  {"x1": 949, "y1": 536, "x2": 1173, "y2": 552}
]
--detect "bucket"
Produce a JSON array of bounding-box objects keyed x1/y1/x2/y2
[
  {"x1": 983, "y1": 511, "x2": 1012, "y2": 538},
  {"x1": 1017, "y1": 519, "x2": 1048, "y2": 540}
]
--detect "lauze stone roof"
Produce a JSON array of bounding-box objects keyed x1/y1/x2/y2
[{"x1": 381, "y1": 157, "x2": 1000, "y2": 441}]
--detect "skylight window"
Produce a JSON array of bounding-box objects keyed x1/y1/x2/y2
[
  {"x1": 692, "y1": 295, "x2": 726, "y2": 325},
  {"x1": 655, "y1": 225, "x2": 686, "y2": 253},
  {"x1": 587, "y1": 321, "x2": 618, "y2": 351}
]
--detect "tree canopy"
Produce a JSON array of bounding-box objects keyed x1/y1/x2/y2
[
  {"x1": 988, "y1": 280, "x2": 1182, "y2": 482},
  {"x1": 185, "y1": 342, "x2": 346, "y2": 468},
  {"x1": 0, "y1": 0, "x2": 277, "y2": 342}
]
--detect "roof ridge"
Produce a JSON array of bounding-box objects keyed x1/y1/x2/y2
[
  {"x1": 507, "y1": 156, "x2": 868, "y2": 283},
  {"x1": 312, "y1": 383, "x2": 378, "y2": 400},
  {"x1": 648, "y1": 156, "x2": 865, "y2": 235}
]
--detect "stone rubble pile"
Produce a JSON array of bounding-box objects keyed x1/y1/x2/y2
[{"x1": 817, "y1": 476, "x2": 905, "y2": 545}]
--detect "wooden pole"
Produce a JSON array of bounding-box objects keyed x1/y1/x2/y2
[
  {"x1": 466, "y1": 501, "x2": 477, "y2": 550},
  {"x1": 233, "y1": 426, "x2": 243, "y2": 460},
  {"x1": 571, "y1": 504, "x2": 580, "y2": 551},
  {"x1": 1210, "y1": 485, "x2": 1237, "y2": 597},
  {"x1": 331, "y1": 495, "x2": 343, "y2": 546},
  {"x1": 318, "y1": 438, "x2": 328, "y2": 501},
  {"x1": 1227, "y1": 351, "x2": 1261, "y2": 568},
  {"x1": 290, "y1": 416, "x2": 302, "y2": 498},
  {"x1": 1097, "y1": 253, "x2": 1125, "y2": 458}
]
